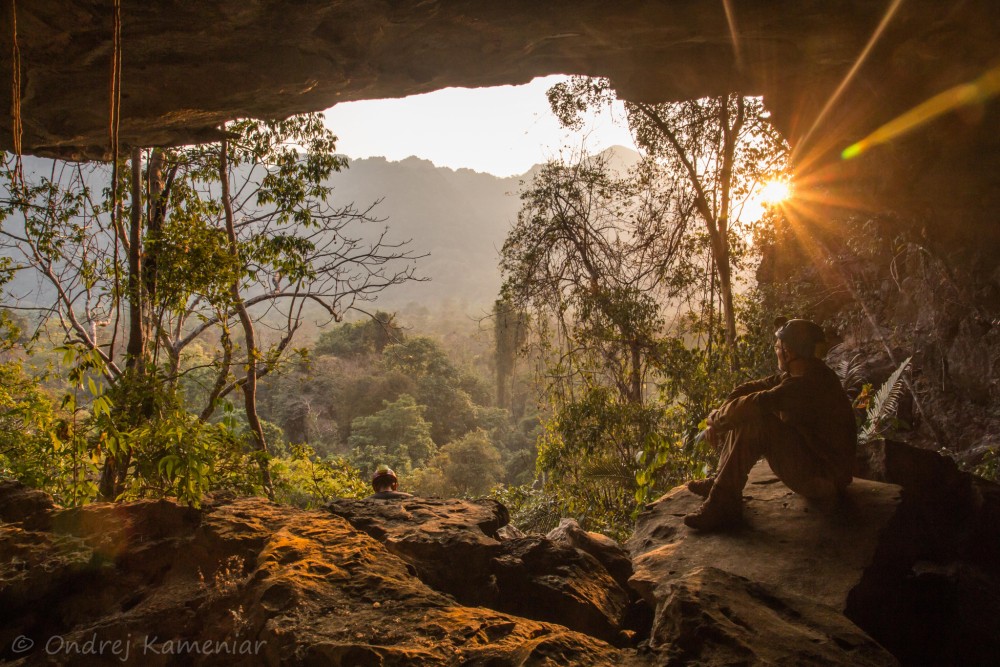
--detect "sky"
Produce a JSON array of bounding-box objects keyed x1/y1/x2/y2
[{"x1": 323, "y1": 75, "x2": 638, "y2": 177}]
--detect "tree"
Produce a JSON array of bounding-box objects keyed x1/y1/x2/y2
[
  {"x1": 0, "y1": 113, "x2": 420, "y2": 501},
  {"x1": 548, "y1": 78, "x2": 788, "y2": 350},
  {"x1": 432, "y1": 429, "x2": 503, "y2": 497},
  {"x1": 492, "y1": 297, "x2": 528, "y2": 411},
  {"x1": 347, "y1": 394, "x2": 436, "y2": 474},
  {"x1": 499, "y1": 154, "x2": 695, "y2": 406},
  {"x1": 314, "y1": 310, "x2": 405, "y2": 358},
  {"x1": 381, "y1": 336, "x2": 483, "y2": 444}
]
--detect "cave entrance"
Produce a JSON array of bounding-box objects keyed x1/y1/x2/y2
[{"x1": 321, "y1": 75, "x2": 637, "y2": 178}]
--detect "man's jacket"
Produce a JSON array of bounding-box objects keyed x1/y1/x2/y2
[{"x1": 709, "y1": 357, "x2": 857, "y2": 484}]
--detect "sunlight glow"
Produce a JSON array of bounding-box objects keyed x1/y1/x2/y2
[{"x1": 760, "y1": 179, "x2": 792, "y2": 206}]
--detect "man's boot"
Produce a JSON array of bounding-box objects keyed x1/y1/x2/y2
[
  {"x1": 683, "y1": 494, "x2": 742, "y2": 531},
  {"x1": 686, "y1": 477, "x2": 715, "y2": 498}
]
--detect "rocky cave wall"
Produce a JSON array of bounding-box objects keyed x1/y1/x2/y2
[{"x1": 2, "y1": 0, "x2": 1000, "y2": 456}]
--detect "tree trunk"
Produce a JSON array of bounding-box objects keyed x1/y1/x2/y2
[
  {"x1": 715, "y1": 95, "x2": 742, "y2": 352},
  {"x1": 99, "y1": 148, "x2": 145, "y2": 501},
  {"x1": 628, "y1": 339, "x2": 643, "y2": 404},
  {"x1": 218, "y1": 138, "x2": 273, "y2": 499},
  {"x1": 125, "y1": 148, "x2": 145, "y2": 370}
]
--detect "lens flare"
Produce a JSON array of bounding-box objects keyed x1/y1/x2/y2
[{"x1": 842, "y1": 63, "x2": 1000, "y2": 160}]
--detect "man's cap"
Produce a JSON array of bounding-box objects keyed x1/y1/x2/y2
[
  {"x1": 774, "y1": 317, "x2": 827, "y2": 358},
  {"x1": 372, "y1": 464, "x2": 398, "y2": 487}
]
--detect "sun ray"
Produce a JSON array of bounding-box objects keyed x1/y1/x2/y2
[
  {"x1": 722, "y1": 0, "x2": 743, "y2": 70},
  {"x1": 790, "y1": 0, "x2": 906, "y2": 165}
]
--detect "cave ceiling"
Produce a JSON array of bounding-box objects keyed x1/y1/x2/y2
[{"x1": 1, "y1": 0, "x2": 999, "y2": 240}]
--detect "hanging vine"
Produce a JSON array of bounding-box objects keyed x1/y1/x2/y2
[
  {"x1": 8, "y1": 0, "x2": 25, "y2": 190},
  {"x1": 108, "y1": 0, "x2": 125, "y2": 359}
]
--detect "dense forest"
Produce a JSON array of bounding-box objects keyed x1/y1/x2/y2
[{"x1": 2, "y1": 79, "x2": 994, "y2": 542}]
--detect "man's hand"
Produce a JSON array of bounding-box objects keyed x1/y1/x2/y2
[
  {"x1": 692, "y1": 424, "x2": 720, "y2": 451},
  {"x1": 703, "y1": 425, "x2": 719, "y2": 451}
]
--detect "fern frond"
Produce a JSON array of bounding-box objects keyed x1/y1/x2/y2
[
  {"x1": 859, "y1": 356, "x2": 912, "y2": 444},
  {"x1": 832, "y1": 351, "x2": 867, "y2": 393},
  {"x1": 579, "y1": 457, "x2": 636, "y2": 486}
]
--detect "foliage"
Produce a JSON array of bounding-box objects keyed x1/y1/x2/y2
[
  {"x1": 971, "y1": 448, "x2": 999, "y2": 483},
  {"x1": 381, "y1": 336, "x2": 485, "y2": 444},
  {"x1": 430, "y1": 429, "x2": 503, "y2": 497},
  {"x1": 0, "y1": 113, "x2": 420, "y2": 501},
  {"x1": 125, "y1": 407, "x2": 261, "y2": 506},
  {"x1": 314, "y1": 311, "x2": 405, "y2": 358},
  {"x1": 855, "y1": 356, "x2": 912, "y2": 444},
  {"x1": 272, "y1": 444, "x2": 368, "y2": 508},
  {"x1": 546, "y1": 77, "x2": 789, "y2": 346},
  {"x1": 500, "y1": 154, "x2": 696, "y2": 406},
  {"x1": 496, "y1": 118, "x2": 788, "y2": 536},
  {"x1": 489, "y1": 483, "x2": 563, "y2": 536},
  {"x1": 347, "y1": 394, "x2": 436, "y2": 475},
  {"x1": 0, "y1": 360, "x2": 59, "y2": 493},
  {"x1": 535, "y1": 387, "x2": 688, "y2": 539}
]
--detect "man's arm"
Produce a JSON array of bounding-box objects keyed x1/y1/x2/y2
[
  {"x1": 710, "y1": 375, "x2": 806, "y2": 431},
  {"x1": 724, "y1": 373, "x2": 784, "y2": 401}
]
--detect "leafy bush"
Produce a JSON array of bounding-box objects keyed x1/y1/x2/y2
[
  {"x1": 971, "y1": 448, "x2": 999, "y2": 483},
  {"x1": 272, "y1": 444, "x2": 368, "y2": 508},
  {"x1": 489, "y1": 483, "x2": 562, "y2": 536}
]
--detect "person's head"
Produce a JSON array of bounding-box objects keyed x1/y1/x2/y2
[
  {"x1": 371, "y1": 465, "x2": 399, "y2": 493},
  {"x1": 773, "y1": 317, "x2": 826, "y2": 371}
]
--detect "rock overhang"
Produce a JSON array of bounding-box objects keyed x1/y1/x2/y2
[
  {"x1": 1, "y1": 1, "x2": 996, "y2": 157},
  {"x1": 2, "y1": 0, "x2": 999, "y2": 248}
]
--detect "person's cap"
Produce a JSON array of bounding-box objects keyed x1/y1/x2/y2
[
  {"x1": 774, "y1": 317, "x2": 827, "y2": 358},
  {"x1": 372, "y1": 464, "x2": 398, "y2": 487}
]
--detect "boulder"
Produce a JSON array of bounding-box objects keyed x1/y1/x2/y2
[
  {"x1": 492, "y1": 536, "x2": 629, "y2": 644},
  {"x1": 652, "y1": 567, "x2": 896, "y2": 666},
  {"x1": 0, "y1": 480, "x2": 56, "y2": 530},
  {"x1": 325, "y1": 497, "x2": 633, "y2": 644},
  {"x1": 629, "y1": 451, "x2": 1000, "y2": 665},
  {"x1": 0, "y1": 488, "x2": 645, "y2": 666},
  {"x1": 848, "y1": 440, "x2": 1000, "y2": 665},
  {"x1": 324, "y1": 497, "x2": 507, "y2": 607},
  {"x1": 546, "y1": 518, "x2": 633, "y2": 593},
  {"x1": 628, "y1": 462, "x2": 902, "y2": 611}
]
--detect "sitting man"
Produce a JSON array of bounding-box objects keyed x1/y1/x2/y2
[
  {"x1": 684, "y1": 318, "x2": 857, "y2": 531},
  {"x1": 367, "y1": 465, "x2": 413, "y2": 500}
]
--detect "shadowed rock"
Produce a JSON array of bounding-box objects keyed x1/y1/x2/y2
[
  {"x1": 848, "y1": 439, "x2": 1000, "y2": 665},
  {"x1": 653, "y1": 567, "x2": 896, "y2": 666},
  {"x1": 546, "y1": 518, "x2": 634, "y2": 594},
  {"x1": 0, "y1": 490, "x2": 646, "y2": 666},
  {"x1": 325, "y1": 496, "x2": 632, "y2": 644},
  {"x1": 628, "y1": 462, "x2": 902, "y2": 612}
]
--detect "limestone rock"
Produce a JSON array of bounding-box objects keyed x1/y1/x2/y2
[
  {"x1": 325, "y1": 496, "x2": 633, "y2": 643},
  {"x1": 2, "y1": 0, "x2": 997, "y2": 179},
  {"x1": 848, "y1": 440, "x2": 1000, "y2": 665},
  {"x1": 0, "y1": 489, "x2": 645, "y2": 666},
  {"x1": 324, "y1": 497, "x2": 508, "y2": 606},
  {"x1": 629, "y1": 451, "x2": 1000, "y2": 665},
  {"x1": 0, "y1": 480, "x2": 56, "y2": 530},
  {"x1": 652, "y1": 567, "x2": 896, "y2": 666},
  {"x1": 492, "y1": 536, "x2": 629, "y2": 644},
  {"x1": 627, "y1": 462, "x2": 902, "y2": 612},
  {"x1": 546, "y1": 518, "x2": 633, "y2": 593}
]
